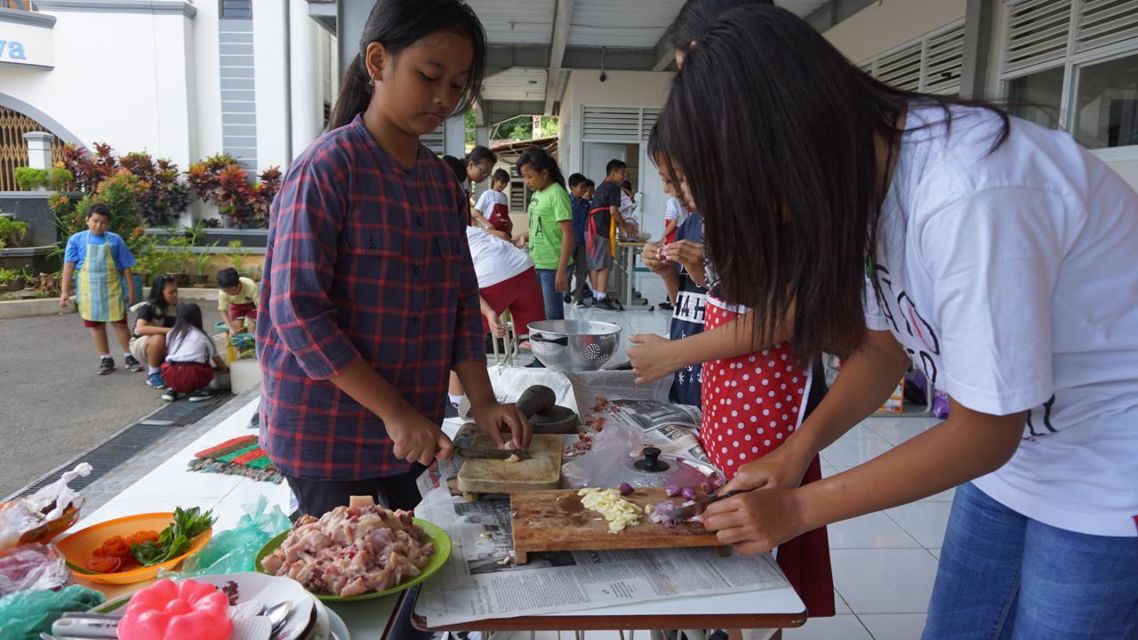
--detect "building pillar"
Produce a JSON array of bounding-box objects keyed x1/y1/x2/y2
[
  {"x1": 335, "y1": 0, "x2": 371, "y2": 76},
  {"x1": 444, "y1": 115, "x2": 465, "y2": 159},
  {"x1": 960, "y1": 0, "x2": 996, "y2": 100},
  {"x1": 23, "y1": 132, "x2": 53, "y2": 170},
  {"x1": 289, "y1": 0, "x2": 320, "y2": 155}
]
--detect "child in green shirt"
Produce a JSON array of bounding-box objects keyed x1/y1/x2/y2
[{"x1": 512, "y1": 147, "x2": 573, "y2": 321}]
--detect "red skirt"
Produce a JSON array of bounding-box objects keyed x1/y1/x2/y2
[{"x1": 161, "y1": 361, "x2": 214, "y2": 393}]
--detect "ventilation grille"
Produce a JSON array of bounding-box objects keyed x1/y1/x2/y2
[
  {"x1": 1075, "y1": 0, "x2": 1138, "y2": 52},
  {"x1": 926, "y1": 23, "x2": 966, "y2": 94},
  {"x1": 1004, "y1": 0, "x2": 1072, "y2": 73},
  {"x1": 582, "y1": 106, "x2": 641, "y2": 142},
  {"x1": 640, "y1": 108, "x2": 661, "y2": 140},
  {"x1": 876, "y1": 43, "x2": 923, "y2": 92}
]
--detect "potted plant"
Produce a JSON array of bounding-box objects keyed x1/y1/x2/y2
[
  {"x1": 0, "y1": 217, "x2": 28, "y2": 249},
  {"x1": 186, "y1": 155, "x2": 281, "y2": 229},
  {"x1": 192, "y1": 241, "x2": 218, "y2": 286},
  {"x1": 14, "y1": 167, "x2": 73, "y2": 192}
]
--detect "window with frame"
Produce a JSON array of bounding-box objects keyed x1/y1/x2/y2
[
  {"x1": 220, "y1": 0, "x2": 252, "y2": 19},
  {"x1": 1000, "y1": 0, "x2": 1138, "y2": 150}
]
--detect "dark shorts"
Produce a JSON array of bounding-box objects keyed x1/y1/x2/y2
[
  {"x1": 284, "y1": 464, "x2": 427, "y2": 517},
  {"x1": 161, "y1": 361, "x2": 215, "y2": 393},
  {"x1": 586, "y1": 236, "x2": 613, "y2": 271}
]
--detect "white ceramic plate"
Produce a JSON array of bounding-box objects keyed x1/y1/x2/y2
[{"x1": 95, "y1": 573, "x2": 316, "y2": 640}]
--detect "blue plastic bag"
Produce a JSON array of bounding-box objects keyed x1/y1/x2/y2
[
  {"x1": 0, "y1": 584, "x2": 104, "y2": 640},
  {"x1": 177, "y1": 497, "x2": 290, "y2": 576}
]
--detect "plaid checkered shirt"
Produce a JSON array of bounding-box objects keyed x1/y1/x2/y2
[{"x1": 257, "y1": 115, "x2": 485, "y2": 480}]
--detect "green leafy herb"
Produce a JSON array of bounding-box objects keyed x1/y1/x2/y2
[{"x1": 130, "y1": 506, "x2": 215, "y2": 566}]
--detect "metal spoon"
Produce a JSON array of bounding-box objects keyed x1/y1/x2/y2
[{"x1": 265, "y1": 600, "x2": 293, "y2": 639}]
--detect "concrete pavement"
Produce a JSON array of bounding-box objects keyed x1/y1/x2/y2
[{"x1": 0, "y1": 312, "x2": 168, "y2": 497}]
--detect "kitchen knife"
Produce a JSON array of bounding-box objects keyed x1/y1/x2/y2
[
  {"x1": 671, "y1": 490, "x2": 742, "y2": 520},
  {"x1": 455, "y1": 446, "x2": 532, "y2": 461}
]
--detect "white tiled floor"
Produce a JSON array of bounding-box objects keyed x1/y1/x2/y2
[{"x1": 77, "y1": 308, "x2": 950, "y2": 640}]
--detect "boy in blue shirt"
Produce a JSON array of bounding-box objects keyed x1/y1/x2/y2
[
  {"x1": 59, "y1": 204, "x2": 140, "y2": 375},
  {"x1": 566, "y1": 173, "x2": 593, "y2": 307}
]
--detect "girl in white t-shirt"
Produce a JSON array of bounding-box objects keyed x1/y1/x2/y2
[
  {"x1": 661, "y1": 196, "x2": 688, "y2": 244},
  {"x1": 447, "y1": 225, "x2": 546, "y2": 408},
  {"x1": 657, "y1": 5, "x2": 1138, "y2": 638},
  {"x1": 473, "y1": 169, "x2": 513, "y2": 236},
  {"x1": 161, "y1": 301, "x2": 229, "y2": 403}
]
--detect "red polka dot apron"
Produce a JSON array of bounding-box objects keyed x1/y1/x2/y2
[{"x1": 698, "y1": 295, "x2": 836, "y2": 618}]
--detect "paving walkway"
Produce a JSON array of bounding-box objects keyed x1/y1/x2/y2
[{"x1": 0, "y1": 312, "x2": 171, "y2": 498}]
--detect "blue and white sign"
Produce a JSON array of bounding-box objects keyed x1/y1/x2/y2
[{"x1": 0, "y1": 18, "x2": 55, "y2": 69}]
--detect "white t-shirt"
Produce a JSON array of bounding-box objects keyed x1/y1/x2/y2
[
  {"x1": 664, "y1": 197, "x2": 689, "y2": 228},
  {"x1": 166, "y1": 327, "x2": 218, "y2": 364},
  {"x1": 474, "y1": 189, "x2": 507, "y2": 219},
  {"x1": 465, "y1": 226, "x2": 534, "y2": 288},
  {"x1": 863, "y1": 102, "x2": 1138, "y2": 537}
]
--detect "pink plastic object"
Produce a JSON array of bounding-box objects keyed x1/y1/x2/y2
[{"x1": 117, "y1": 579, "x2": 232, "y2": 640}]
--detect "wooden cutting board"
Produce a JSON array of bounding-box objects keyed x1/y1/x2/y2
[
  {"x1": 456, "y1": 434, "x2": 562, "y2": 500},
  {"x1": 510, "y1": 487, "x2": 727, "y2": 564}
]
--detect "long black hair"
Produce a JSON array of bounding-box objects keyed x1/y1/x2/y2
[
  {"x1": 667, "y1": 0, "x2": 771, "y2": 57},
  {"x1": 146, "y1": 274, "x2": 177, "y2": 314},
  {"x1": 466, "y1": 145, "x2": 497, "y2": 166},
  {"x1": 328, "y1": 0, "x2": 487, "y2": 131},
  {"x1": 658, "y1": 5, "x2": 1009, "y2": 359},
  {"x1": 167, "y1": 301, "x2": 207, "y2": 356},
  {"x1": 515, "y1": 146, "x2": 566, "y2": 190}
]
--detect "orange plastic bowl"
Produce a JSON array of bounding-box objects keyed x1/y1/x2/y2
[{"x1": 55, "y1": 513, "x2": 212, "y2": 585}]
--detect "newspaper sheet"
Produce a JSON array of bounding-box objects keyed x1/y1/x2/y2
[{"x1": 415, "y1": 489, "x2": 790, "y2": 627}]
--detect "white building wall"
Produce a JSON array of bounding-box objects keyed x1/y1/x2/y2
[
  {"x1": 560, "y1": 70, "x2": 675, "y2": 305},
  {"x1": 1, "y1": 9, "x2": 196, "y2": 168},
  {"x1": 559, "y1": 70, "x2": 673, "y2": 176},
  {"x1": 824, "y1": 0, "x2": 967, "y2": 63},
  {"x1": 192, "y1": 1, "x2": 223, "y2": 165}
]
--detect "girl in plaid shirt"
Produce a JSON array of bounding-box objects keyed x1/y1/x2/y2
[{"x1": 258, "y1": 0, "x2": 531, "y2": 517}]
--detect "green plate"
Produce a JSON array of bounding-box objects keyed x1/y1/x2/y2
[{"x1": 254, "y1": 518, "x2": 451, "y2": 602}]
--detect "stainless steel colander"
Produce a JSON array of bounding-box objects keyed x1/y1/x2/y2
[{"x1": 526, "y1": 320, "x2": 622, "y2": 372}]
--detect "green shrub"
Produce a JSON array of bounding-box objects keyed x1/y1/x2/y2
[
  {"x1": 14, "y1": 167, "x2": 73, "y2": 191},
  {"x1": 0, "y1": 217, "x2": 28, "y2": 249}
]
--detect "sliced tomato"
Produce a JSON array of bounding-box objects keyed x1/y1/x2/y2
[{"x1": 87, "y1": 555, "x2": 123, "y2": 573}]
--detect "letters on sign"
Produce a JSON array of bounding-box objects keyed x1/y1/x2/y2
[{"x1": 0, "y1": 40, "x2": 28, "y2": 61}]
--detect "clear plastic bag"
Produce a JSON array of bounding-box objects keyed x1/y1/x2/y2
[
  {"x1": 0, "y1": 584, "x2": 104, "y2": 640},
  {"x1": 0, "y1": 544, "x2": 71, "y2": 598},
  {"x1": 561, "y1": 422, "x2": 641, "y2": 488},
  {"x1": 176, "y1": 497, "x2": 291, "y2": 576},
  {"x1": 0, "y1": 463, "x2": 90, "y2": 551}
]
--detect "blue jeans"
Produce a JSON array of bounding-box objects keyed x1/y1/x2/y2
[
  {"x1": 535, "y1": 268, "x2": 564, "y2": 321},
  {"x1": 923, "y1": 482, "x2": 1138, "y2": 639}
]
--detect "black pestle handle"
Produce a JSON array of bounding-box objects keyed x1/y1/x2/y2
[{"x1": 516, "y1": 384, "x2": 557, "y2": 418}]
